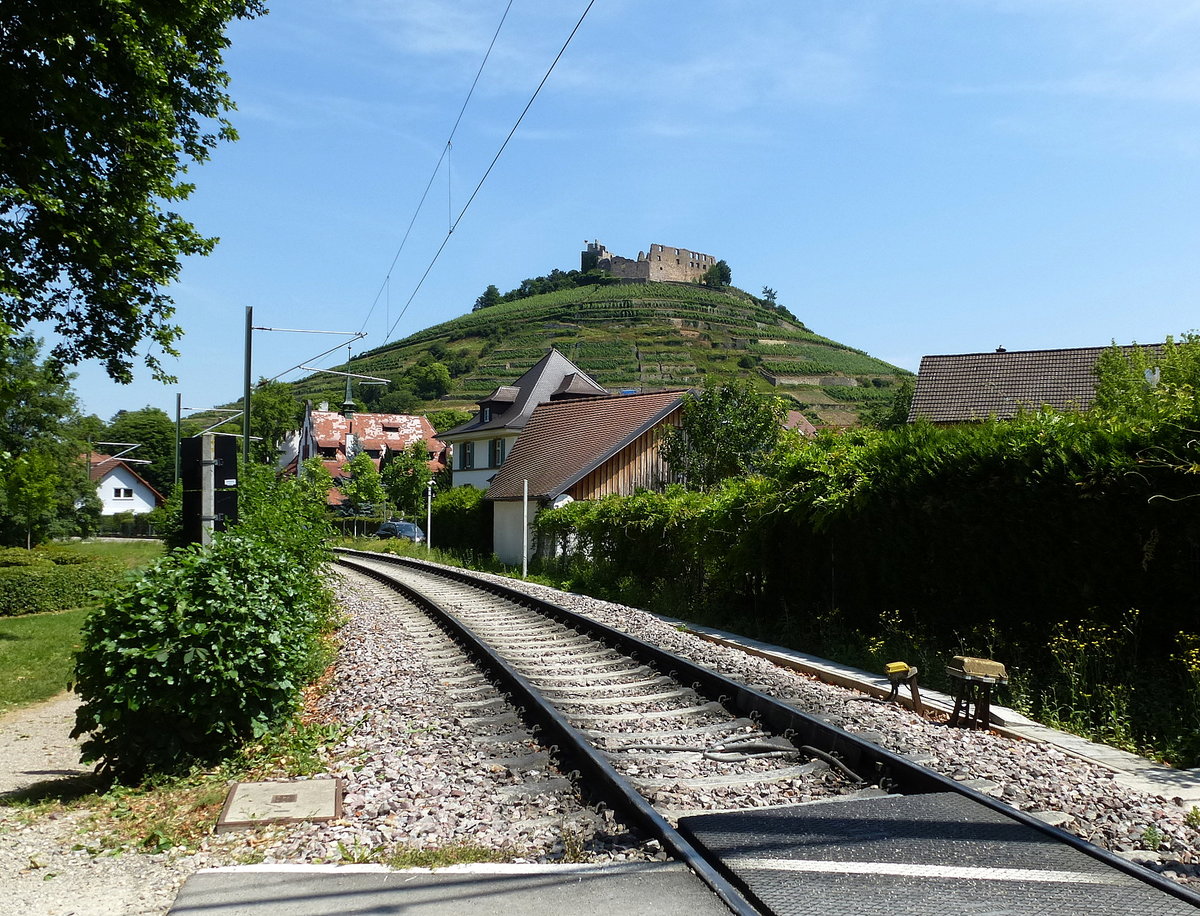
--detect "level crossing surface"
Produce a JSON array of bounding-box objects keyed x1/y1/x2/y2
[{"x1": 678, "y1": 791, "x2": 1200, "y2": 915}]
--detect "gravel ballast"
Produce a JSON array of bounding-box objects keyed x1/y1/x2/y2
[{"x1": 2, "y1": 563, "x2": 1198, "y2": 916}]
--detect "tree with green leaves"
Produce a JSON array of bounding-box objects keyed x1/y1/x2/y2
[
  {"x1": 861, "y1": 378, "x2": 915, "y2": 430},
  {"x1": 0, "y1": 332, "x2": 99, "y2": 545},
  {"x1": 375, "y1": 388, "x2": 420, "y2": 415},
  {"x1": 0, "y1": 1, "x2": 266, "y2": 382},
  {"x1": 0, "y1": 332, "x2": 79, "y2": 453},
  {"x1": 4, "y1": 449, "x2": 61, "y2": 548},
  {"x1": 105, "y1": 406, "x2": 176, "y2": 494},
  {"x1": 473, "y1": 284, "x2": 501, "y2": 312},
  {"x1": 339, "y1": 451, "x2": 386, "y2": 515},
  {"x1": 1092, "y1": 334, "x2": 1200, "y2": 424},
  {"x1": 426, "y1": 408, "x2": 473, "y2": 433},
  {"x1": 248, "y1": 378, "x2": 301, "y2": 463},
  {"x1": 702, "y1": 259, "x2": 732, "y2": 288},
  {"x1": 299, "y1": 456, "x2": 334, "y2": 508},
  {"x1": 405, "y1": 362, "x2": 451, "y2": 400},
  {"x1": 661, "y1": 379, "x2": 786, "y2": 489},
  {"x1": 381, "y1": 441, "x2": 433, "y2": 516}
]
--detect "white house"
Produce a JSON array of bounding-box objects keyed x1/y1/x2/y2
[
  {"x1": 437, "y1": 349, "x2": 608, "y2": 491},
  {"x1": 88, "y1": 454, "x2": 163, "y2": 515}
]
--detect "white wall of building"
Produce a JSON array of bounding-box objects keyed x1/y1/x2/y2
[
  {"x1": 450, "y1": 433, "x2": 520, "y2": 491},
  {"x1": 97, "y1": 465, "x2": 158, "y2": 515},
  {"x1": 492, "y1": 499, "x2": 536, "y2": 566}
]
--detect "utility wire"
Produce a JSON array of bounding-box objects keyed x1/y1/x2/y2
[
  {"x1": 358, "y1": 0, "x2": 514, "y2": 335},
  {"x1": 385, "y1": 0, "x2": 597, "y2": 341}
]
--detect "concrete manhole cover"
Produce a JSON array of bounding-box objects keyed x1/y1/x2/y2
[{"x1": 216, "y1": 778, "x2": 342, "y2": 833}]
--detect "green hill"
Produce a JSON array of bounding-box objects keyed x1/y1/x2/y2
[{"x1": 289, "y1": 282, "x2": 910, "y2": 427}]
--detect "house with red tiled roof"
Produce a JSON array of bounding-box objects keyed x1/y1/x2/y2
[
  {"x1": 292, "y1": 402, "x2": 446, "y2": 508},
  {"x1": 784, "y1": 410, "x2": 818, "y2": 437},
  {"x1": 87, "y1": 454, "x2": 164, "y2": 516},
  {"x1": 908, "y1": 344, "x2": 1164, "y2": 423},
  {"x1": 485, "y1": 389, "x2": 687, "y2": 564},
  {"x1": 438, "y1": 348, "x2": 608, "y2": 490}
]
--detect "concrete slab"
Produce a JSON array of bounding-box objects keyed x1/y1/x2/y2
[
  {"x1": 677, "y1": 793, "x2": 1200, "y2": 915},
  {"x1": 216, "y1": 779, "x2": 342, "y2": 833},
  {"x1": 168, "y1": 862, "x2": 731, "y2": 916}
]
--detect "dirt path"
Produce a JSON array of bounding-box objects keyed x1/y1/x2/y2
[
  {"x1": 0, "y1": 695, "x2": 194, "y2": 916},
  {"x1": 0, "y1": 693, "x2": 92, "y2": 797}
]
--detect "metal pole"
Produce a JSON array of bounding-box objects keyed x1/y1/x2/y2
[
  {"x1": 522, "y1": 479, "x2": 529, "y2": 579},
  {"x1": 243, "y1": 305, "x2": 253, "y2": 467},
  {"x1": 426, "y1": 480, "x2": 433, "y2": 551},
  {"x1": 174, "y1": 392, "x2": 182, "y2": 488},
  {"x1": 201, "y1": 434, "x2": 216, "y2": 546}
]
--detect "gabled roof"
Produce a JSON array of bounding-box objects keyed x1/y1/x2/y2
[
  {"x1": 908, "y1": 344, "x2": 1162, "y2": 423},
  {"x1": 87, "y1": 454, "x2": 165, "y2": 504},
  {"x1": 439, "y1": 349, "x2": 606, "y2": 441},
  {"x1": 486, "y1": 390, "x2": 686, "y2": 501}
]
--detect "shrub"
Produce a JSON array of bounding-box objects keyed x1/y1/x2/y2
[
  {"x1": 0, "y1": 559, "x2": 126, "y2": 616},
  {"x1": 0, "y1": 547, "x2": 53, "y2": 568},
  {"x1": 71, "y1": 532, "x2": 329, "y2": 777},
  {"x1": 71, "y1": 465, "x2": 336, "y2": 779}
]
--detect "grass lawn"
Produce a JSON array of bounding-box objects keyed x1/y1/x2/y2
[
  {"x1": 0, "y1": 606, "x2": 89, "y2": 716},
  {"x1": 60, "y1": 538, "x2": 164, "y2": 568},
  {"x1": 0, "y1": 541, "x2": 160, "y2": 716}
]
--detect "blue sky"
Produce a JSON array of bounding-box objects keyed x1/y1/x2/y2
[{"x1": 66, "y1": 0, "x2": 1200, "y2": 421}]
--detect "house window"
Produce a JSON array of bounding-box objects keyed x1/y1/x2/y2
[
  {"x1": 460, "y1": 441, "x2": 475, "y2": 470},
  {"x1": 481, "y1": 406, "x2": 492, "y2": 423},
  {"x1": 490, "y1": 438, "x2": 506, "y2": 468},
  {"x1": 113, "y1": 487, "x2": 133, "y2": 499}
]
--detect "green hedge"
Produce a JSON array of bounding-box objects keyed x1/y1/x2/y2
[
  {"x1": 0, "y1": 559, "x2": 126, "y2": 616},
  {"x1": 535, "y1": 407, "x2": 1200, "y2": 763},
  {"x1": 430, "y1": 485, "x2": 492, "y2": 555}
]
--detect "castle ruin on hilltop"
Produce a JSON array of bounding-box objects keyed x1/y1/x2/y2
[{"x1": 582, "y1": 240, "x2": 718, "y2": 284}]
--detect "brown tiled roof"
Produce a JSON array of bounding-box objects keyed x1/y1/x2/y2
[
  {"x1": 908, "y1": 344, "x2": 1162, "y2": 422},
  {"x1": 486, "y1": 390, "x2": 686, "y2": 501},
  {"x1": 439, "y1": 349, "x2": 607, "y2": 441}
]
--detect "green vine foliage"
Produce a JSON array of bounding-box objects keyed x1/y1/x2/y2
[{"x1": 71, "y1": 466, "x2": 335, "y2": 779}]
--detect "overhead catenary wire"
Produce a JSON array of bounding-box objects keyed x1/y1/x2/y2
[
  {"x1": 357, "y1": 0, "x2": 515, "y2": 336},
  {"x1": 383, "y1": 0, "x2": 598, "y2": 342}
]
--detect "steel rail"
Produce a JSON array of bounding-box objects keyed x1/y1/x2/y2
[
  {"x1": 336, "y1": 549, "x2": 1200, "y2": 911},
  {"x1": 338, "y1": 553, "x2": 762, "y2": 916}
]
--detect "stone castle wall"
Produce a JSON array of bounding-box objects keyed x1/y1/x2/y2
[{"x1": 583, "y1": 240, "x2": 716, "y2": 284}]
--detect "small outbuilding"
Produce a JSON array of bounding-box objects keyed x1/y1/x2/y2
[{"x1": 485, "y1": 389, "x2": 687, "y2": 564}]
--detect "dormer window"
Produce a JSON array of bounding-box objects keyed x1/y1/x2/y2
[{"x1": 481, "y1": 406, "x2": 492, "y2": 423}]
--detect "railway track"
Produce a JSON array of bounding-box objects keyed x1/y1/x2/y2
[{"x1": 335, "y1": 548, "x2": 1200, "y2": 915}]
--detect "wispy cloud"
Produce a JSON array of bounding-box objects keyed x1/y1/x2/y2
[{"x1": 638, "y1": 9, "x2": 877, "y2": 113}]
